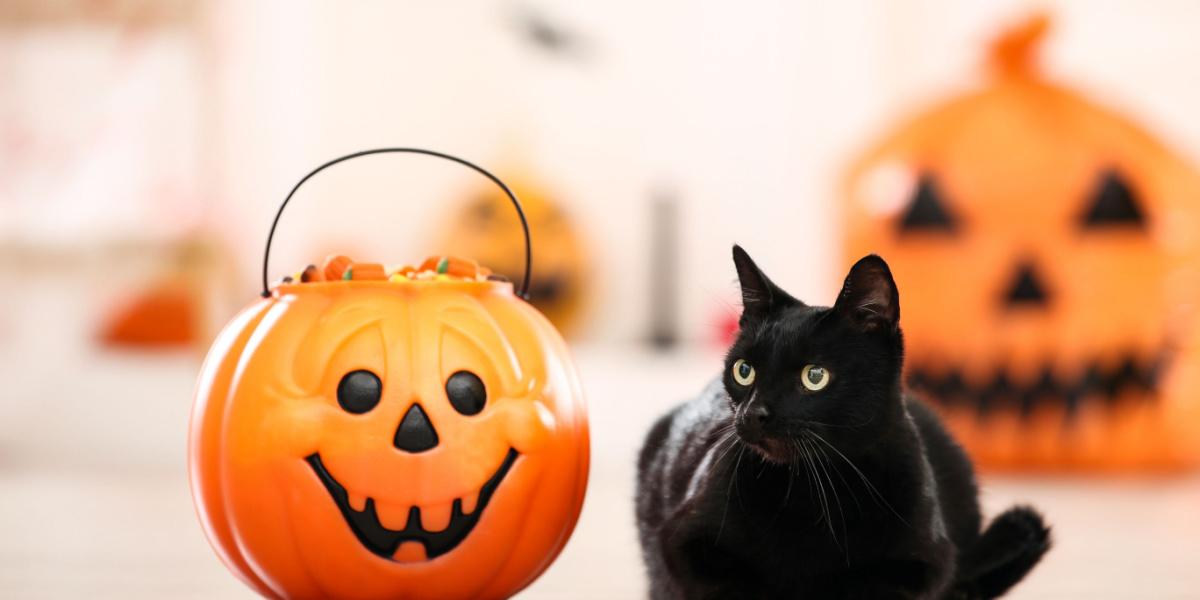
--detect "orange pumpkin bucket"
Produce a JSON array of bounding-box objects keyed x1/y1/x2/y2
[
  {"x1": 842, "y1": 16, "x2": 1200, "y2": 472},
  {"x1": 189, "y1": 149, "x2": 589, "y2": 599}
]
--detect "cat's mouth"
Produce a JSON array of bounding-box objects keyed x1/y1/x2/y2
[
  {"x1": 305, "y1": 449, "x2": 518, "y2": 561},
  {"x1": 736, "y1": 434, "x2": 795, "y2": 464},
  {"x1": 906, "y1": 352, "x2": 1166, "y2": 416}
]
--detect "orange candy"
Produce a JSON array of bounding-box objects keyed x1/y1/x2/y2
[
  {"x1": 348, "y1": 262, "x2": 387, "y2": 281},
  {"x1": 323, "y1": 255, "x2": 353, "y2": 281},
  {"x1": 418, "y1": 256, "x2": 488, "y2": 279}
]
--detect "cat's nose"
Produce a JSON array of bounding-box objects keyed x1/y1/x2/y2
[{"x1": 736, "y1": 402, "x2": 771, "y2": 443}]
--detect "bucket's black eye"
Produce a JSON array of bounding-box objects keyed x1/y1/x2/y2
[
  {"x1": 446, "y1": 370, "x2": 487, "y2": 415},
  {"x1": 337, "y1": 370, "x2": 382, "y2": 414}
]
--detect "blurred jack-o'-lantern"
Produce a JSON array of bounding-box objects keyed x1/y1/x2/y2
[
  {"x1": 843, "y1": 16, "x2": 1200, "y2": 471},
  {"x1": 190, "y1": 149, "x2": 589, "y2": 599},
  {"x1": 436, "y1": 176, "x2": 590, "y2": 336}
]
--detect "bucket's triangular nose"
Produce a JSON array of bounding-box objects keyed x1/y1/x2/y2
[{"x1": 394, "y1": 403, "x2": 438, "y2": 453}]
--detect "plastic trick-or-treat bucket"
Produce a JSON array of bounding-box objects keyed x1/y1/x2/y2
[{"x1": 189, "y1": 148, "x2": 589, "y2": 600}]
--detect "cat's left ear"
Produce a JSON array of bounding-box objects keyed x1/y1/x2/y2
[
  {"x1": 732, "y1": 244, "x2": 799, "y2": 321},
  {"x1": 834, "y1": 254, "x2": 899, "y2": 333}
]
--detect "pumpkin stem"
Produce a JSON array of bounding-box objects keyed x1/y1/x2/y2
[{"x1": 988, "y1": 13, "x2": 1050, "y2": 80}]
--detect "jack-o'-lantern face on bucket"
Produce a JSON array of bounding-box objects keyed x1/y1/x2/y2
[
  {"x1": 843, "y1": 16, "x2": 1200, "y2": 470},
  {"x1": 295, "y1": 288, "x2": 536, "y2": 564},
  {"x1": 190, "y1": 279, "x2": 589, "y2": 599}
]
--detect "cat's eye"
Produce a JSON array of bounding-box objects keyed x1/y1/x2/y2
[
  {"x1": 801, "y1": 365, "x2": 830, "y2": 391},
  {"x1": 732, "y1": 359, "x2": 756, "y2": 386}
]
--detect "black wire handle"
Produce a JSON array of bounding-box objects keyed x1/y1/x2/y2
[{"x1": 261, "y1": 148, "x2": 532, "y2": 299}]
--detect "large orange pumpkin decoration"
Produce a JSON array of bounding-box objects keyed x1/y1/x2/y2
[
  {"x1": 435, "y1": 175, "x2": 590, "y2": 336},
  {"x1": 843, "y1": 15, "x2": 1200, "y2": 471},
  {"x1": 189, "y1": 149, "x2": 589, "y2": 599}
]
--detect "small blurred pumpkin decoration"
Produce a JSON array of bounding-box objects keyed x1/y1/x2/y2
[
  {"x1": 436, "y1": 175, "x2": 590, "y2": 336},
  {"x1": 189, "y1": 149, "x2": 589, "y2": 599},
  {"x1": 843, "y1": 15, "x2": 1200, "y2": 471}
]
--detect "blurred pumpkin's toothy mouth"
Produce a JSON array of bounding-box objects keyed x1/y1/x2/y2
[
  {"x1": 306, "y1": 449, "x2": 519, "y2": 561},
  {"x1": 906, "y1": 351, "x2": 1167, "y2": 417}
]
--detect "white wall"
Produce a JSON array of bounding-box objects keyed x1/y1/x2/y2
[{"x1": 207, "y1": 0, "x2": 1200, "y2": 343}]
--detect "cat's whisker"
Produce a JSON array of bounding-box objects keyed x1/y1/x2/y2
[
  {"x1": 795, "y1": 439, "x2": 822, "y2": 526},
  {"x1": 716, "y1": 445, "x2": 748, "y2": 543},
  {"x1": 709, "y1": 423, "x2": 736, "y2": 449},
  {"x1": 818, "y1": 440, "x2": 855, "y2": 562},
  {"x1": 809, "y1": 430, "x2": 910, "y2": 528},
  {"x1": 800, "y1": 437, "x2": 838, "y2": 547},
  {"x1": 792, "y1": 440, "x2": 819, "y2": 520},
  {"x1": 710, "y1": 429, "x2": 741, "y2": 471},
  {"x1": 813, "y1": 445, "x2": 838, "y2": 549},
  {"x1": 756, "y1": 458, "x2": 769, "y2": 479},
  {"x1": 824, "y1": 447, "x2": 863, "y2": 516},
  {"x1": 798, "y1": 416, "x2": 877, "y2": 430},
  {"x1": 803, "y1": 430, "x2": 862, "y2": 516},
  {"x1": 782, "y1": 460, "x2": 795, "y2": 506},
  {"x1": 731, "y1": 445, "x2": 748, "y2": 505},
  {"x1": 807, "y1": 435, "x2": 848, "y2": 555},
  {"x1": 787, "y1": 439, "x2": 809, "y2": 506}
]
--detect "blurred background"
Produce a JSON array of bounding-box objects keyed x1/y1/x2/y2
[{"x1": 3, "y1": 0, "x2": 1200, "y2": 597}]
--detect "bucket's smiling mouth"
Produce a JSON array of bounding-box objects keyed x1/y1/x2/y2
[{"x1": 306, "y1": 449, "x2": 518, "y2": 561}]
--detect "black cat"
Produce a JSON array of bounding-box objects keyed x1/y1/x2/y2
[{"x1": 635, "y1": 246, "x2": 1050, "y2": 599}]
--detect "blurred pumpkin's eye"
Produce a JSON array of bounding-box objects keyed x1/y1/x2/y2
[
  {"x1": 471, "y1": 197, "x2": 497, "y2": 223},
  {"x1": 1079, "y1": 171, "x2": 1145, "y2": 229},
  {"x1": 732, "y1": 359, "x2": 756, "y2": 386},
  {"x1": 801, "y1": 365, "x2": 830, "y2": 392},
  {"x1": 446, "y1": 370, "x2": 487, "y2": 415},
  {"x1": 898, "y1": 174, "x2": 958, "y2": 234},
  {"x1": 337, "y1": 369, "x2": 382, "y2": 414}
]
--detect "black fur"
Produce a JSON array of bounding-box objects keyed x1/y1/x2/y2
[{"x1": 635, "y1": 246, "x2": 1050, "y2": 599}]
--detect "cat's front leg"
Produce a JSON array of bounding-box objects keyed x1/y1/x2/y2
[{"x1": 658, "y1": 510, "x2": 760, "y2": 600}]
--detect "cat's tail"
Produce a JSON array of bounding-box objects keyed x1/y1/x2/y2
[{"x1": 957, "y1": 505, "x2": 1051, "y2": 599}]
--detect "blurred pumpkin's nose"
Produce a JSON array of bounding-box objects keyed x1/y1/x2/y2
[
  {"x1": 394, "y1": 403, "x2": 439, "y2": 453},
  {"x1": 1003, "y1": 261, "x2": 1050, "y2": 308}
]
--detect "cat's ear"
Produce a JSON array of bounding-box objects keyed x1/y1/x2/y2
[
  {"x1": 732, "y1": 245, "x2": 797, "y2": 320},
  {"x1": 834, "y1": 254, "x2": 899, "y2": 332}
]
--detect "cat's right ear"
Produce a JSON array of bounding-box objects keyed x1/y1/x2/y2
[
  {"x1": 732, "y1": 245, "x2": 796, "y2": 320},
  {"x1": 833, "y1": 254, "x2": 900, "y2": 333}
]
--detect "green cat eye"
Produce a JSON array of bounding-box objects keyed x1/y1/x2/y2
[
  {"x1": 732, "y1": 359, "x2": 756, "y2": 386},
  {"x1": 801, "y1": 364, "x2": 830, "y2": 391}
]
